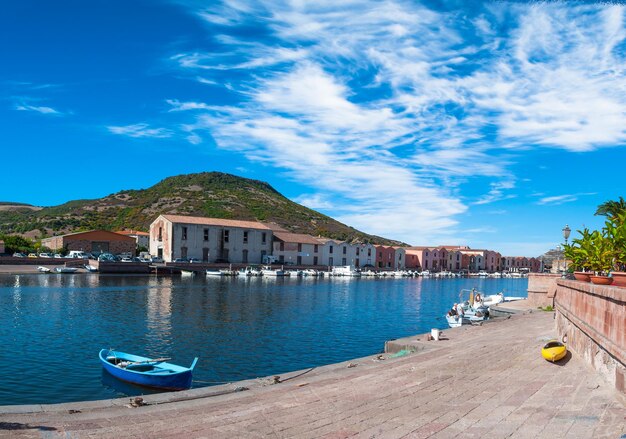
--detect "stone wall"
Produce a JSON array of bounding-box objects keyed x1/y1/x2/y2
[
  {"x1": 554, "y1": 279, "x2": 625, "y2": 394},
  {"x1": 527, "y1": 273, "x2": 560, "y2": 308}
]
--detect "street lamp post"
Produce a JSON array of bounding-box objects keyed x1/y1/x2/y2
[{"x1": 562, "y1": 224, "x2": 571, "y2": 275}]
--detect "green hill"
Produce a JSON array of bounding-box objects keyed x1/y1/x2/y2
[{"x1": 0, "y1": 172, "x2": 402, "y2": 245}]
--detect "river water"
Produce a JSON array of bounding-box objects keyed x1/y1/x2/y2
[{"x1": 0, "y1": 274, "x2": 528, "y2": 405}]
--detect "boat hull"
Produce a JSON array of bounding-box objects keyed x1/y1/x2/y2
[
  {"x1": 99, "y1": 349, "x2": 195, "y2": 390},
  {"x1": 541, "y1": 341, "x2": 567, "y2": 362}
]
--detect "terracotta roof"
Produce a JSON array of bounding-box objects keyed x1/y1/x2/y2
[
  {"x1": 41, "y1": 230, "x2": 135, "y2": 241},
  {"x1": 316, "y1": 237, "x2": 343, "y2": 244},
  {"x1": 115, "y1": 230, "x2": 149, "y2": 236},
  {"x1": 273, "y1": 232, "x2": 322, "y2": 245},
  {"x1": 160, "y1": 214, "x2": 271, "y2": 230}
]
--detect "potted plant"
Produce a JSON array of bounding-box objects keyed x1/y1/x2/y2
[
  {"x1": 587, "y1": 230, "x2": 614, "y2": 285},
  {"x1": 606, "y1": 212, "x2": 626, "y2": 287},
  {"x1": 563, "y1": 228, "x2": 592, "y2": 282}
]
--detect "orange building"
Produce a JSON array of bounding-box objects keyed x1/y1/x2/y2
[{"x1": 41, "y1": 230, "x2": 136, "y2": 255}]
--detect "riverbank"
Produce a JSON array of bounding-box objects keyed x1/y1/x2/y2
[{"x1": 2, "y1": 306, "x2": 624, "y2": 438}]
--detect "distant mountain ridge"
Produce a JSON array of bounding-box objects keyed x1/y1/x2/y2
[{"x1": 0, "y1": 172, "x2": 403, "y2": 245}]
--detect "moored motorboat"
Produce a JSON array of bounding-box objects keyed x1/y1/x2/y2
[
  {"x1": 206, "y1": 269, "x2": 225, "y2": 276},
  {"x1": 261, "y1": 266, "x2": 286, "y2": 276},
  {"x1": 37, "y1": 266, "x2": 51, "y2": 273},
  {"x1": 541, "y1": 340, "x2": 567, "y2": 362},
  {"x1": 55, "y1": 267, "x2": 79, "y2": 273},
  {"x1": 99, "y1": 349, "x2": 198, "y2": 390},
  {"x1": 84, "y1": 264, "x2": 98, "y2": 272}
]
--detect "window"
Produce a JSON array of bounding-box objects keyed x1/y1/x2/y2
[
  {"x1": 355, "y1": 258, "x2": 359, "y2": 267},
  {"x1": 378, "y1": 252, "x2": 382, "y2": 258},
  {"x1": 356, "y1": 248, "x2": 360, "y2": 255},
  {"x1": 368, "y1": 249, "x2": 371, "y2": 256},
  {"x1": 279, "y1": 255, "x2": 285, "y2": 263},
  {"x1": 158, "y1": 227, "x2": 162, "y2": 241},
  {"x1": 329, "y1": 257, "x2": 334, "y2": 265},
  {"x1": 342, "y1": 258, "x2": 347, "y2": 265},
  {"x1": 242, "y1": 249, "x2": 248, "y2": 263},
  {"x1": 182, "y1": 227, "x2": 187, "y2": 240},
  {"x1": 223, "y1": 230, "x2": 229, "y2": 243},
  {"x1": 204, "y1": 228, "x2": 209, "y2": 241},
  {"x1": 262, "y1": 232, "x2": 266, "y2": 244},
  {"x1": 280, "y1": 242, "x2": 284, "y2": 251},
  {"x1": 243, "y1": 231, "x2": 248, "y2": 244},
  {"x1": 298, "y1": 243, "x2": 302, "y2": 252},
  {"x1": 297, "y1": 256, "x2": 302, "y2": 265},
  {"x1": 313, "y1": 256, "x2": 318, "y2": 265},
  {"x1": 314, "y1": 244, "x2": 318, "y2": 253},
  {"x1": 329, "y1": 246, "x2": 333, "y2": 254},
  {"x1": 342, "y1": 247, "x2": 346, "y2": 254}
]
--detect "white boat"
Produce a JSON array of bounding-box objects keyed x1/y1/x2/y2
[
  {"x1": 55, "y1": 267, "x2": 79, "y2": 273},
  {"x1": 84, "y1": 264, "x2": 98, "y2": 272},
  {"x1": 420, "y1": 270, "x2": 431, "y2": 277},
  {"x1": 206, "y1": 269, "x2": 225, "y2": 276},
  {"x1": 331, "y1": 266, "x2": 361, "y2": 277},
  {"x1": 180, "y1": 269, "x2": 195, "y2": 277},
  {"x1": 37, "y1": 266, "x2": 51, "y2": 273},
  {"x1": 261, "y1": 266, "x2": 286, "y2": 277},
  {"x1": 219, "y1": 268, "x2": 238, "y2": 276},
  {"x1": 446, "y1": 313, "x2": 486, "y2": 328},
  {"x1": 239, "y1": 266, "x2": 262, "y2": 276},
  {"x1": 302, "y1": 269, "x2": 320, "y2": 277},
  {"x1": 482, "y1": 292, "x2": 505, "y2": 306},
  {"x1": 477, "y1": 271, "x2": 489, "y2": 277}
]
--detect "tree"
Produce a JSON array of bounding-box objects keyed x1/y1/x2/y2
[{"x1": 595, "y1": 197, "x2": 626, "y2": 224}]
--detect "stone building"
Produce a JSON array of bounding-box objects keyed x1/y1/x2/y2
[
  {"x1": 149, "y1": 214, "x2": 273, "y2": 263},
  {"x1": 115, "y1": 230, "x2": 150, "y2": 249},
  {"x1": 41, "y1": 230, "x2": 136, "y2": 255},
  {"x1": 272, "y1": 232, "x2": 323, "y2": 266}
]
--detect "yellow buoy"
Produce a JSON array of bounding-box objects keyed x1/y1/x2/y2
[{"x1": 542, "y1": 340, "x2": 567, "y2": 362}]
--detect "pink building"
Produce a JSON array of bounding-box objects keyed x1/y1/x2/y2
[{"x1": 375, "y1": 245, "x2": 396, "y2": 269}]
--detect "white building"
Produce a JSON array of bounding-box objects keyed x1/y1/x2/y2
[
  {"x1": 272, "y1": 232, "x2": 323, "y2": 266},
  {"x1": 115, "y1": 230, "x2": 150, "y2": 249},
  {"x1": 149, "y1": 214, "x2": 273, "y2": 263}
]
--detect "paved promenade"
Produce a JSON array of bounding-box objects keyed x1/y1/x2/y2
[{"x1": 1, "y1": 308, "x2": 624, "y2": 438}]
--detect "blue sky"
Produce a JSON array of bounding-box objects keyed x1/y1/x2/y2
[{"x1": 2, "y1": 1, "x2": 625, "y2": 256}]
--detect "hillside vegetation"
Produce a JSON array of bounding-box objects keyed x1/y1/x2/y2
[{"x1": 0, "y1": 172, "x2": 401, "y2": 245}]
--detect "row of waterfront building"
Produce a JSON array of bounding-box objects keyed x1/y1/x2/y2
[{"x1": 148, "y1": 214, "x2": 542, "y2": 272}]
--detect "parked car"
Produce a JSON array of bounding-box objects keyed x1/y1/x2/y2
[
  {"x1": 38, "y1": 253, "x2": 52, "y2": 258},
  {"x1": 53, "y1": 254, "x2": 64, "y2": 258},
  {"x1": 121, "y1": 257, "x2": 133, "y2": 262},
  {"x1": 28, "y1": 253, "x2": 37, "y2": 258},
  {"x1": 188, "y1": 258, "x2": 201, "y2": 263},
  {"x1": 150, "y1": 256, "x2": 164, "y2": 263},
  {"x1": 98, "y1": 253, "x2": 116, "y2": 262},
  {"x1": 13, "y1": 252, "x2": 26, "y2": 258},
  {"x1": 173, "y1": 258, "x2": 188, "y2": 263}
]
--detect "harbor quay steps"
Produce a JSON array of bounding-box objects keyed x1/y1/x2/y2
[{"x1": 1, "y1": 303, "x2": 624, "y2": 438}]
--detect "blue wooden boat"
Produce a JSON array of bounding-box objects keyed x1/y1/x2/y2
[{"x1": 99, "y1": 349, "x2": 198, "y2": 390}]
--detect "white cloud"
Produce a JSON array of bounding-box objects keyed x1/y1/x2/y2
[
  {"x1": 15, "y1": 104, "x2": 60, "y2": 115},
  {"x1": 107, "y1": 123, "x2": 173, "y2": 139},
  {"x1": 156, "y1": 1, "x2": 626, "y2": 245},
  {"x1": 166, "y1": 99, "x2": 212, "y2": 112},
  {"x1": 474, "y1": 181, "x2": 516, "y2": 205},
  {"x1": 536, "y1": 192, "x2": 596, "y2": 206}
]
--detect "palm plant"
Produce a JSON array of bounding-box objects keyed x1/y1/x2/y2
[{"x1": 595, "y1": 196, "x2": 626, "y2": 225}]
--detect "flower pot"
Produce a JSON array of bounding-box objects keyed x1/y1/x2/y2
[
  {"x1": 611, "y1": 272, "x2": 626, "y2": 287},
  {"x1": 573, "y1": 272, "x2": 591, "y2": 282},
  {"x1": 590, "y1": 275, "x2": 613, "y2": 285}
]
